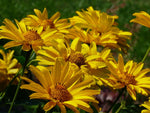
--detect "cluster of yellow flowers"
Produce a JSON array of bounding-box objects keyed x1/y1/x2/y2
[{"x1": 0, "y1": 6, "x2": 150, "y2": 113}]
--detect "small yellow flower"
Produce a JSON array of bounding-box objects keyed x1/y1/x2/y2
[
  {"x1": 23, "y1": 8, "x2": 71, "y2": 33},
  {"x1": 130, "y1": 11, "x2": 150, "y2": 28},
  {"x1": 20, "y1": 59, "x2": 99, "y2": 112},
  {"x1": 103, "y1": 54, "x2": 150, "y2": 100},
  {"x1": 0, "y1": 19, "x2": 63, "y2": 51},
  {"x1": 69, "y1": 6, "x2": 132, "y2": 52},
  {"x1": 0, "y1": 49, "x2": 21, "y2": 91}
]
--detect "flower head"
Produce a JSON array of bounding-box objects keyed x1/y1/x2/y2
[
  {"x1": 36, "y1": 38, "x2": 111, "y2": 79},
  {"x1": 103, "y1": 54, "x2": 150, "y2": 100},
  {"x1": 0, "y1": 49, "x2": 21, "y2": 91},
  {"x1": 0, "y1": 19, "x2": 63, "y2": 51},
  {"x1": 70, "y1": 6, "x2": 118, "y2": 33},
  {"x1": 66, "y1": 27, "x2": 131, "y2": 53},
  {"x1": 130, "y1": 11, "x2": 150, "y2": 28},
  {"x1": 20, "y1": 59, "x2": 99, "y2": 112},
  {"x1": 23, "y1": 8, "x2": 71, "y2": 33},
  {"x1": 69, "y1": 6, "x2": 131, "y2": 52}
]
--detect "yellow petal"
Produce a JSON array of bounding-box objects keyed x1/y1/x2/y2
[
  {"x1": 100, "y1": 48, "x2": 111, "y2": 60},
  {"x1": 29, "y1": 93, "x2": 50, "y2": 100},
  {"x1": 60, "y1": 61, "x2": 69, "y2": 83},
  {"x1": 42, "y1": 8, "x2": 48, "y2": 19},
  {"x1": 81, "y1": 44, "x2": 89, "y2": 55},
  {"x1": 64, "y1": 71, "x2": 81, "y2": 88},
  {"x1": 136, "y1": 68, "x2": 150, "y2": 79},
  {"x1": 7, "y1": 59, "x2": 18, "y2": 70},
  {"x1": 29, "y1": 65, "x2": 49, "y2": 90},
  {"x1": 141, "y1": 110, "x2": 150, "y2": 113},
  {"x1": 78, "y1": 104, "x2": 93, "y2": 113},
  {"x1": 118, "y1": 54, "x2": 124, "y2": 73},
  {"x1": 133, "y1": 62, "x2": 144, "y2": 76},
  {"x1": 63, "y1": 102, "x2": 79, "y2": 113},
  {"x1": 43, "y1": 101, "x2": 56, "y2": 112},
  {"x1": 53, "y1": 58, "x2": 62, "y2": 84},
  {"x1": 127, "y1": 85, "x2": 136, "y2": 100},
  {"x1": 71, "y1": 38, "x2": 81, "y2": 52},
  {"x1": 63, "y1": 101, "x2": 78, "y2": 107},
  {"x1": 88, "y1": 61, "x2": 106, "y2": 69},
  {"x1": 57, "y1": 102, "x2": 66, "y2": 113},
  {"x1": 141, "y1": 101, "x2": 150, "y2": 110},
  {"x1": 7, "y1": 68, "x2": 19, "y2": 74},
  {"x1": 20, "y1": 82, "x2": 47, "y2": 93},
  {"x1": 89, "y1": 41, "x2": 97, "y2": 55},
  {"x1": 36, "y1": 66, "x2": 52, "y2": 87},
  {"x1": 50, "y1": 12, "x2": 60, "y2": 22},
  {"x1": 69, "y1": 79, "x2": 93, "y2": 94},
  {"x1": 4, "y1": 41, "x2": 22, "y2": 49}
]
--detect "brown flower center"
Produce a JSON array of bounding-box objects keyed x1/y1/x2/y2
[
  {"x1": 50, "y1": 83, "x2": 72, "y2": 102},
  {"x1": 41, "y1": 19, "x2": 55, "y2": 29},
  {"x1": 119, "y1": 73, "x2": 137, "y2": 85},
  {"x1": 23, "y1": 31, "x2": 41, "y2": 41},
  {"x1": 68, "y1": 52, "x2": 85, "y2": 67},
  {"x1": 125, "y1": 75, "x2": 136, "y2": 85}
]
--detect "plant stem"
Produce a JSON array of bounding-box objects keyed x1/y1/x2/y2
[
  {"x1": 141, "y1": 46, "x2": 150, "y2": 62},
  {"x1": 115, "y1": 101, "x2": 126, "y2": 113},
  {"x1": 8, "y1": 49, "x2": 33, "y2": 113},
  {"x1": 0, "y1": 92, "x2": 6, "y2": 100},
  {"x1": 8, "y1": 76, "x2": 22, "y2": 113},
  {"x1": 106, "y1": 88, "x2": 125, "y2": 113}
]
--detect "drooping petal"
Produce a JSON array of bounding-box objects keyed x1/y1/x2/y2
[
  {"x1": 43, "y1": 101, "x2": 56, "y2": 112},
  {"x1": 57, "y1": 102, "x2": 66, "y2": 113}
]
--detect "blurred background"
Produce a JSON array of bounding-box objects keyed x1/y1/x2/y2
[{"x1": 0, "y1": 0, "x2": 150, "y2": 64}]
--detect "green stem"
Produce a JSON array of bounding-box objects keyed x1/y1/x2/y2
[
  {"x1": 8, "y1": 77, "x2": 22, "y2": 113},
  {"x1": 106, "y1": 88, "x2": 125, "y2": 113},
  {"x1": 115, "y1": 101, "x2": 126, "y2": 113},
  {"x1": 141, "y1": 46, "x2": 150, "y2": 62},
  {"x1": 8, "y1": 49, "x2": 33, "y2": 113},
  {"x1": 24, "y1": 49, "x2": 33, "y2": 69},
  {"x1": 0, "y1": 92, "x2": 6, "y2": 100}
]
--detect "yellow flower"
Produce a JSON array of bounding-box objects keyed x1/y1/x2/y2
[
  {"x1": 0, "y1": 19, "x2": 63, "y2": 51},
  {"x1": 20, "y1": 59, "x2": 99, "y2": 112},
  {"x1": 130, "y1": 11, "x2": 150, "y2": 28},
  {"x1": 141, "y1": 99, "x2": 150, "y2": 113},
  {"x1": 69, "y1": 6, "x2": 132, "y2": 52},
  {"x1": 23, "y1": 8, "x2": 71, "y2": 33},
  {"x1": 104, "y1": 54, "x2": 150, "y2": 100},
  {"x1": 70, "y1": 6, "x2": 118, "y2": 32},
  {"x1": 66, "y1": 27, "x2": 131, "y2": 52},
  {"x1": 36, "y1": 38, "x2": 111, "y2": 78},
  {"x1": 0, "y1": 49, "x2": 21, "y2": 91}
]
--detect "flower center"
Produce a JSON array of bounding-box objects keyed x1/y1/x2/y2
[
  {"x1": 23, "y1": 31, "x2": 41, "y2": 41},
  {"x1": 41, "y1": 19, "x2": 55, "y2": 29},
  {"x1": 50, "y1": 83, "x2": 72, "y2": 102},
  {"x1": 68, "y1": 52, "x2": 85, "y2": 67},
  {"x1": 125, "y1": 75, "x2": 136, "y2": 85},
  {"x1": 120, "y1": 73, "x2": 137, "y2": 85}
]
